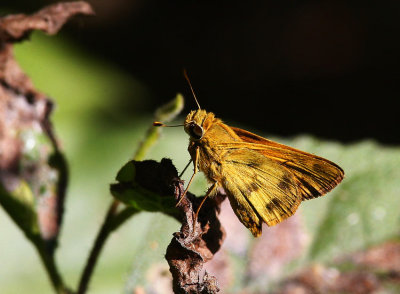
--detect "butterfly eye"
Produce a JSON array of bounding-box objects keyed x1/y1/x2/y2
[{"x1": 189, "y1": 123, "x2": 203, "y2": 140}]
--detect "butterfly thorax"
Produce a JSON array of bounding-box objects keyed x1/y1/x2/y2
[{"x1": 184, "y1": 109, "x2": 241, "y2": 145}]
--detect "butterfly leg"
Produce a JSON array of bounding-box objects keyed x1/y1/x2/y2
[
  {"x1": 179, "y1": 158, "x2": 193, "y2": 178},
  {"x1": 176, "y1": 146, "x2": 199, "y2": 207},
  {"x1": 194, "y1": 181, "x2": 218, "y2": 222}
]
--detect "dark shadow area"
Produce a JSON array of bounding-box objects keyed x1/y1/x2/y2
[{"x1": 4, "y1": 0, "x2": 400, "y2": 144}]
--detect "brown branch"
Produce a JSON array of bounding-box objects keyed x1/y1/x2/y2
[{"x1": 166, "y1": 180, "x2": 227, "y2": 293}]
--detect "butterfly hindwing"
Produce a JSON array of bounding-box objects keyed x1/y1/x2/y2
[{"x1": 220, "y1": 149, "x2": 302, "y2": 236}]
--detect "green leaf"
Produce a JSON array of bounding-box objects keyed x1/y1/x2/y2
[
  {"x1": 111, "y1": 159, "x2": 180, "y2": 219},
  {"x1": 0, "y1": 180, "x2": 40, "y2": 243},
  {"x1": 115, "y1": 161, "x2": 136, "y2": 183},
  {"x1": 304, "y1": 140, "x2": 400, "y2": 262},
  {"x1": 111, "y1": 185, "x2": 176, "y2": 213}
]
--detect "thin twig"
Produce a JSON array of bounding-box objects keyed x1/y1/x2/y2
[
  {"x1": 77, "y1": 201, "x2": 119, "y2": 294},
  {"x1": 36, "y1": 240, "x2": 70, "y2": 294},
  {"x1": 77, "y1": 203, "x2": 139, "y2": 294}
]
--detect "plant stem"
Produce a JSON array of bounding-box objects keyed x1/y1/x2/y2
[
  {"x1": 77, "y1": 202, "x2": 141, "y2": 293},
  {"x1": 77, "y1": 200, "x2": 118, "y2": 294},
  {"x1": 35, "y1": 239, "x2": 69, "y2": 294}
]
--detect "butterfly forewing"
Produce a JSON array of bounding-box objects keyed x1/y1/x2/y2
[{"x1": 229, "y1": 127, "x2": 344, "y2": 200}]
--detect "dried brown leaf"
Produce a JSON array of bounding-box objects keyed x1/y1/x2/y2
[
  {"x1": 0, "y1": 1, "x2": 94, "y2": 42},
  {"x1": 165, "y1": 180, "x2": 226, "y2": 294}
]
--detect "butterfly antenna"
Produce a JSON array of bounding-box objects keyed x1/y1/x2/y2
[
  {"x1": 183, "y1": 69, "x2": 201, "y2": 109},
  {"x1": 153, "y1": 122, "x2": 184, "y2": 127}
]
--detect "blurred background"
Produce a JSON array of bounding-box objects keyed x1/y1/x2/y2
[{"x1": 1, "y1": 1, "x2": 400, "y2": 293}]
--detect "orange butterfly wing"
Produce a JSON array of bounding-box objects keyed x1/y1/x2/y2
[{"x1": 230, "y1": 127, "x2": 344, "y2": 200}]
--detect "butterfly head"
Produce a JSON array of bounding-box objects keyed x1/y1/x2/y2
[
  {"x1": 153, "y1": 71, "x2": 217, "y2": 140},
  {"x1": 184, "y1": 109, "x2": 206, "y2": 140},
  {"x1": 184, "y1": 109, "x2": 216, "y2": 141}
]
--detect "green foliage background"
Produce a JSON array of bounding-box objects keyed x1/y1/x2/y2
[{"x1": 0, "y1": 31, "x2": 399, "y2": 293}]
